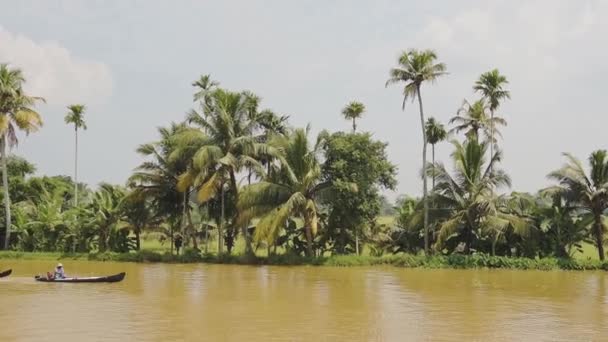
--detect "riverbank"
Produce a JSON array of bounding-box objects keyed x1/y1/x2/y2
[{"x1": 1, "y1": 250, "x2": 607, "y2": 271}]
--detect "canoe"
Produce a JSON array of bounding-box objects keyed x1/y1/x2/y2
[
  {"x1": 0, "y1": 269, "x2": 11, "y2": 278},
  {"x1": 34, "y1": 272, "x2": 125, "y2": 283}
]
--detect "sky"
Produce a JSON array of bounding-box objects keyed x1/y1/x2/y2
[{"x1": 0, "y1": 0, "x2": 607, "y2": 200}]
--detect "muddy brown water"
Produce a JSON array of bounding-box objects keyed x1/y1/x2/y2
[{"x1": 1, "y1": 260, "x2": 607, "y2": 341}]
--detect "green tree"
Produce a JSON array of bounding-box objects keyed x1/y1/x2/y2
[
  {"x1": 130, "y1": 123, "x2": 189, "y2": 254},
  {"x1": 425, "y1": 117, "x2": 447, "y2": 188},
  {"x1": 473, "y1": 69, "x2": 510, "y2": 163},
  {"x1": 428, "y1": 138, "x2": 529, "y2": 254},
  {"x1": 385, "y1": 49, "x2": 447, "y2": 254},
  {"x1": 547, "y1": 151, "x2": 608, "y2": 261},
  {"x1": 238, "y1": 127, "x2": 329, "y2": 256},
  {"x1": 341, "y1": 101, "x2": 366, "y2": 133},
  {"x1": 0, "y1": 64, "x2": 44, "y2": 249},
  {"x1": 321, "y1": 132, "x2": 396, "y2": 255},
  {"x1": 65, "y1": 104, "x2": 87, "y2": 207},
  {"x1": 449, "y1": 99, "x2": 505, "y2": 142}
]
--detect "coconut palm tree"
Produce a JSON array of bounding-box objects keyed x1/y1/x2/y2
[
  {"x1": 129, "y1": 123, "x2": 189, "y2": 254},
  {"x1": 474, "y1": 69, "x2": 510, "y2": 163},
  {"x1": 425, "y1": 117, "x2": 447, "y2": 188},
  {"x1": 176, "y1": 89, "x2": 279, "y2": 255},
  {"x1": 385, "y1": 49, "x2": 447, "y2": 254},
  {"x1": 65, "y1": 104, "x2": 87, "y2": 207},
  {"x1": 237, "y1": 127, "x2": 330, "y2": 257},
  {"x1": 192, "y1": 74, "x2": 219, "y2": 104},
  {"x1": 341, "y1": 101, "x2": 366, "y2": 133},
  {"x1": 0, "y1": 64, "x2": 44, "y2": 249},
  {"x1": 449, "y1": 99, "x2": 506, "y2": 142},
  {"x1": 546, "y1": 151, "x2": 608, "y2": 261},
  {"x1": 428, "y1": 138, "x2": 529, "y2": 254}
]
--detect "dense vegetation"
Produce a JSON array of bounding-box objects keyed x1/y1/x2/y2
[{"x1": 0, "y1": 51, "x2": 607, "y2": 267}]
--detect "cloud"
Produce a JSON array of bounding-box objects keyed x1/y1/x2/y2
[{"x1": 0, "y1": 26, "x2": 112, "y2": 106}]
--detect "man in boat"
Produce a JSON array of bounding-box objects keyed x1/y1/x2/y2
[{"x1": 47, "y1": 263, "x2": 66, "y2": 280}]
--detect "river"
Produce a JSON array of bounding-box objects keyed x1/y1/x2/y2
[{"x1": 0, "y1": 260, "x2": 607, "y2": 341}]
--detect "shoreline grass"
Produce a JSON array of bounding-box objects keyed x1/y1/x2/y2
[{"x1": 1, "y1": 250, "x2": 607, "y2": 271}]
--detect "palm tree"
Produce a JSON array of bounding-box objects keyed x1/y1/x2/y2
[
  {"x1": 0, "y1": 64, "x2": 44, "y2": 249},
  {"x1": 65, "y1": 104, "x2": 87, "y2": 207},
  {"x1": 386, "y1": 49, "x2": 447, "y2": 254},
  {"x1": 177, "y1": 89, "x2": 278, "y2": 255},
  {"x1": 341, "y1": 101, "x2": 366, "y2": 132},
  {"x1": 547, "y1": 151, "x2": 608, "y2": 261},
  {"x1": 449, "y1": 99, "x2": 506, "y2": 141},
  {"x1": 425, "y1": 117, "x2": 447, "y2": 189},
  {"x1": 428, "y1": 138, "x2": 529, "y2": 254},
  {"x1": 87, "y1": 184, "x2": 125, "y2": 252},
  {"x1": 192, "y1": 74, "x2": 219, "y2": 104},
  {"x1": 238, "y1": 127, "x2": 330, "y2": 256},
  {"x1": 473, "y1": 69, "x2": 510, "y2": 163},
  {"x1": 129, "y1": 123, "x2": 189, "y2": 254}
]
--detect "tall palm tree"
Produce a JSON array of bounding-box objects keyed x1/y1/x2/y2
[
  {"x1": 547, "y1": 151, "x2": 608, "y2": 261},
  {"x1": 65, "y1": 104, "x2": 87, "y2": 207},
  {"x1": 386, "y1": 49, "x2": 447, "y2": 254},
  {"x1": 425, "y1": 117, "x2": 447, "y2": 189},
  {"x1": 0, "y1": 64, "x2": 44, "y2": 249},
  {"x1": 177, "y1": 89, "x2": 278, "y2": 255},
  {"x1": 192, "y1": 74, "x2": 220, "y2": 104},
  {"x1": 428, "y1": 138, "x2": 529, "y2": 254},
  {"x1": 473, "y1": 69, "x2": 510, "y2": 163},
  {"x1": 449, "y1": 99, "x2": 506, "y2": 141},
  {"x1": 238, "y1": 127, "x2": 330, "y2": 256},
  {"x1": 341, "y1": 101, "x2": 366, "y2": 133}
]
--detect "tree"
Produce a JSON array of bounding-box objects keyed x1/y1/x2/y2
[
  {"x1": 547, "y1": 151, "x2": 608, "y2": 261},
  {"x1": 473, "y1": 69, "x2": 510, "y2": 164},
  {"x1": 238, "y1": 127, "x2": 329, "y2": 256},
  {"x1": 341, "y1": 101, "x2": 366, "y2": 133},
  {"x1": 177, "y1": 89, "x2": 277, "y2": 255},
  {"x1": 428, "y1": 138, "x2": 529, "y2": 254},
  {"x1": 386, "y1": 49, "x2": 447, "y2": 255},
  {"x1": 425, "y1": 117, "x2": 447, "y2": 188},
  {"x1": 86, "y1": 184, "x2": 126, "y2": 252},
  {"x1": 449, "y1": 99, "x2": 506, "y2": 142},
  {"x1": 321, "y1": 132, "x2": 396, "y2": 255},
  {"x1": 65, "y1": 104, "x2": 87, "y2": 207},
  {"x1": 130, "y1": 123, "x2": 189, "y2": 254},
  {"x1": 0, "y1": 64, "x2": 44, "y2": 249}
]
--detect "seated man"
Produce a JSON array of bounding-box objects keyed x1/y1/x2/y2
[{"x1": 53, "y1": 263, "x2": 66, "y2": 279}]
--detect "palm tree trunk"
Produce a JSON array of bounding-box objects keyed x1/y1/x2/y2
[
  {"x1": 432, "y1": 143, "x2": 436, "y2": 189},
  {"x1": 135, "y1": 227, "x2": 141, "y2": 251},
  {"x1": 74, "y1": 127, "x2": 79, "y2": 207},
  {"x1": 352, "y1": 118, "x2": 356, "y2": 133},
  {"x1": 490, "y1": 109, "x2": 494, "y2": 171},
  {"x1": 229, "y1": 169, "x2": 253, "y2": 255},
  {"x1": 595, "y1": 215, "x2": 605, "y2": 261},
  {"x1": 416, "y1": 85, "x2": 430, "y2": 255},
  {"x1": 304, "y1": 214, "x2": 313, "y2": 257},
  {"x1": 1, "y1": 135, "x2": 11, "y2": 250},
  {"x1": 218, "y1": 183, "x2": 224, "y2": 255},
  {"x1": 355, "y1": 229, "x2": 359, "y2": 255}
]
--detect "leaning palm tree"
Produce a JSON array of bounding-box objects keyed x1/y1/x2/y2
[
  {"x1": 238, "y1": 127, "x2": 329, "y2": 257},
  {"x1": 386, "y1": 49, "x2": 447, "y2": 254},
  {"x1": 546, "y1": 151, "x2": 608, "y2": 261},
  {"x1": 0, "y1": 64, "x2": 44, "y2": 249},
  {"x1": 428, "y1": 138, "x2": 529, "y2": 254},
  {"x1": 449, "y1": 99, "x2": 506, "y2": 142},
  {"x1": 425, "y1": 117, "x2": 447, "y2": 188},
  {"x1": 474, "y1": 69, "x2": 510, "y2": 162},
  {"x1": 341, "y1": 101, "x2": 366, "y2": 133},
  {"x1": 65, "y1": 104, "x2": 87, "y2": 207}
]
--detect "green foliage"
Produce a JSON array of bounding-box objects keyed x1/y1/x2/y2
[{"x1": 321, "y1": 132, "x2": 397, "y2": 254}]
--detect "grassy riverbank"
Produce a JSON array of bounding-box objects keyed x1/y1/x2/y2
[{"x1": 1, "y1": 250, "x2": 607, "y2": 271}]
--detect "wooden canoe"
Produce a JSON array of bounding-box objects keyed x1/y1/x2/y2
[
  {"x1": 34, "y1": 272, "x2": 125, "y2": 283},
  {"x1": 0, "y1": 269, "x2": 11, "y2": 278}
]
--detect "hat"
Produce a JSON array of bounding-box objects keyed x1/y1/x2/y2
[{"x1": 57, "y1": 263, "x2": 63, "y2": 268}]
